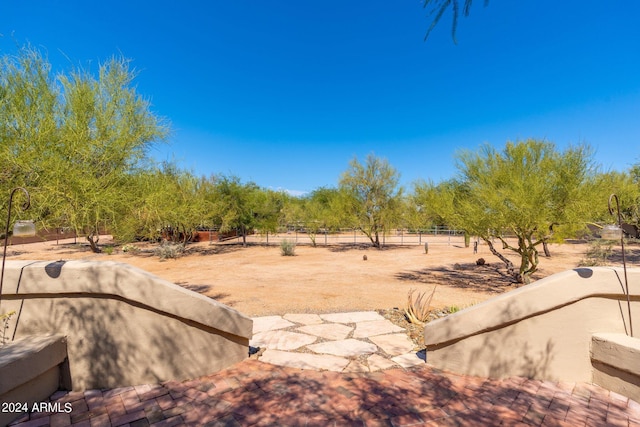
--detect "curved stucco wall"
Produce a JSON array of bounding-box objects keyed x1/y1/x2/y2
[
  {"x1": 424, "y1": 267, "x2": 639, "y2": 382},
  {"x1": 0, "y1": 260, "x2": 253, "y2": 390}
]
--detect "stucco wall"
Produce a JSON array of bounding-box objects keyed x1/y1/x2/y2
[
  {"x1": 0, "y1": 335, "x2": 69, "y2": 427},
  {"x1": 424, "y1": 267, "x2": 639, "y2": 383},
  {"x1": 0, "y1": 260, "x2": 253, "y2": 391}
]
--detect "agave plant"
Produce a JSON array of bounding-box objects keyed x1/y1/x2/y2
[{"x1": 404, "y1": 286, "x2": 437, "y2": 324}]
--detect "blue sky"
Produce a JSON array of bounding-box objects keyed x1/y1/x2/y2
[{"x1": 3, "y1": 1, "x2": 640, "y2": 195}]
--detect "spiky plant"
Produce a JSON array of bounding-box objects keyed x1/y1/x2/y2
[{"x1": 404, "y1": 286, "x2": 437, "y2": 324}]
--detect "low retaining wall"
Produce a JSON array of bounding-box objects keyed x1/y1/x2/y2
[
  {"x1": 0, "y1": 260, "x2": 253, "y2": 391},
  {"x1": 424, "y1": 267, "x2": 639, "y2": 383},
  {"x1": 0, "y1": 334, "x2": 70, "y2": 426},
  {"x1": 591, "y1": 332, "x2": 640, "y2": 403}
]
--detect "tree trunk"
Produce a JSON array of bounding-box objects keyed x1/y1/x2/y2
[
  {"x1": 543, "y1": 241, "x2": 551, "y2": 257},
  {"x1": 373, "y1": 231, "x2": 381, "y2": 248},
  {"x1": 87, "y1": 233, "x2": 101, "y2": 253},
  {"x1": 483, "y1": 238, "x2": 519, "y2": 283}
]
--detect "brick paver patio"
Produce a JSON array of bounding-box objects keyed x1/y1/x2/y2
[{"x1": 9, "y1": 359, "x2": 640, "y2": 426}]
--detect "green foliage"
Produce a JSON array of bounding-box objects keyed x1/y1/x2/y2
[
  {"x1": 119, "y1": 163, "x2": 212, "y2": 243},
  {"x1": 416, "y1": 139, "x2": 596, "y2": 283},
  {"x1": 280, "y1": 239, "x2": 296, "y2": 256},
  {"x1": 589, "y1": 170, "x2": 640, "y2": 225},
  {"x1": 287, "y1": 187, "x2": 344, "y2": 246},
  {"x1": 0, "y1": 46, "x2": 168, "y2": 252},
  {"x1": 339, "y1": 154, "x2": 403, "y2": 248},
  {"x1": 448, "y1": 305, "x2": 461, "y2": 314},
  {"x1": 209, "y1": 176, "x2": 280, "y2": 247}
]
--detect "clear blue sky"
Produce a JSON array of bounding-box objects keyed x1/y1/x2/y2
[{"x1": 3, "y1": 1, "x2": 640, "y2": 195}]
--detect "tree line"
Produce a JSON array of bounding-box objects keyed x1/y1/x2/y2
[{"x1": 2, "y1": 46, "x2": 639, "y2": 284}]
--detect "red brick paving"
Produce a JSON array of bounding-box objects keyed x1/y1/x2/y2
[{"x1": 8, "y1": 360, "x2": 640, "y2": 426}]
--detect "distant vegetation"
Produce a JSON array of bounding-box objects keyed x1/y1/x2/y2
[{"x1": 2, "y1": 46, "x2": 639, "y2": 284}]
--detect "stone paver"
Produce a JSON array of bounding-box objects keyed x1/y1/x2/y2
[
  {"x1": 11, "y1": 310, "x2": 639, "y2": 427},
  {"x1": 10, "y1": 359, "x2": 640, "y2": 427},
  {"x1": 369, "y1": 333, "x2": 416, "y2": 356},
  {"x1": 251, "y1": 315, "x2": 295, "y2": 333},
  {"x1": 283, "y1": 313, "x2": 323, "y2": 325},
  {"x1": 392, "y1": 352, "x2": 426, "y2": 368},
  {"x1": 259, "y1": 349, "x2": 350, "y2": 371},
  {"x1": 297, "y1": 323, "x2": 353, "y2": 340},
  {"x1": 367, "y1": 353, "x2": 400, "y2": 371},
  {"x1": 320, "y1": 311, "x2": 384, "y2": 323},
  {"x1": 352, "y1": 319, "x2": 405, "y2": 338},
  {"x1": 250, "y1": 330, "x2": 317, "y2": 351},
  {"x1": 308, "y1": 338, "x2": 378, "y2": 357}
]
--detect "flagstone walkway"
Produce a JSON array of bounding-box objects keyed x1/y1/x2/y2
[
  {"x1": 250, "y1": 311, "x2": 424, "y2": 372},
  {"x1": 8, "y1": 311, "x2": 640, "y2": 426}
]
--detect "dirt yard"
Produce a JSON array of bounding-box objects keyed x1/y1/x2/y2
[{"x1": 6, "y1": 234, "x2": 623, "y2": 317}]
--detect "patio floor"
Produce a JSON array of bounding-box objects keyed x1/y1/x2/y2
[{"x1": 9, "y1": 359, "x2": 640, "y2": 427}]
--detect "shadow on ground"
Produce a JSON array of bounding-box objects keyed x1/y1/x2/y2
[{"x1": 395, "y1": 263, "x2": 522, "y2": 294}]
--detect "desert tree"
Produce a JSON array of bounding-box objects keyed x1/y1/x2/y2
[
  {"x1": 210, "y1": 176, "x2": 280, "y2": 247},
  {"x1": 300, "y1": 187, "x2": 343, "y2": 247},
  {"x1": 589, "y1": 170, "x2": 640, "y2": 226},
  {"x1": 0, "y1": 47, "x2": 61, "y2": 225},
  {"x1": 0, "y1": 46, "x2": 168, "y2": 252},
  {"x1": 339, "y1": 154, "x2": 403, "y2": 248},
  {"x1": 415, "y1": 139, "x2": 595, "y2": 284},
  {"x1": 120, "y1": 164, "x2": 211, "y2": 244}
]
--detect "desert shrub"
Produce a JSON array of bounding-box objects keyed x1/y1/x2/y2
[
  {"x1": 280, "y1": 239, "x2": 296, "y2": 256},
  {"x1": 122, "y1": 244, "x2": 140, "y2": 254},
  {"x1": 103, "y1": 246, "x2": 114, "y2": 255},
  {"x1": 154, "y1": 242, "x2": 184, "y2": 260},
  {"x1": 579, "y1": 240, "x2": 612, "y2": 266},
  {"x1": 404, "y1": 286, "x2": 437, "y2": 324},
  {"x1": 1, "y1": 311, "x2": 16, "y2": 346},
  {"x1": 448, "y1": 305, "x2": 461, "y2": 314}
]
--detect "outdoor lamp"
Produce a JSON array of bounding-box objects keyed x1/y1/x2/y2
[
  {"x1": 0, "y1": 187, "x2": 34, "y2": 308},
  {"x1": 12, "y1": 220, "x2": 36, "y2": 237}
]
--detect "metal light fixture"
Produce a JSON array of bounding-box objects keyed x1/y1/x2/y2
[{"x1": 0, "y1": 187, "x2": 36, "y2": 308}]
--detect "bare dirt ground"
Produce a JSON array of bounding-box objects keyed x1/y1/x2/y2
[{"x1": 7, "y1": 234, "x2": 630, "y2": 319}]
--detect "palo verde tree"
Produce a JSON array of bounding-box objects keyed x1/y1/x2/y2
[
  {"x1": 423, "y1": 0, "x2": 489, "y2": 43},
  {"x1": 210, "y1": 176, "x2": 282, "y2": 247},
  {"x1": 0, "y1": 46, "x2": 168, "y2": 252},
  {"x1": 297, "y1": 187, "x2": 344, "y2": 247},
  {"x1": 120, "y1": 163, "x2": 212, "y2": 244},
  {"x1": 339, "y1": 154, "x2": 403, "y2": 248},
  {"x1": 415, "y1": 139, "x2": 595, "y2": 284}
]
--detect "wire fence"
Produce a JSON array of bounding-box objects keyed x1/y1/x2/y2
[{"x1": 203, "y1": 226, "x2": 468, "y2": 247}]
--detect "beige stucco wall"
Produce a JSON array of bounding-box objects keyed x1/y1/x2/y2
[
  {"x1": 591, "y1": 332, "x2": 640, "y2": 403},
  {"x1": 0, "y1": 260, "x2": 253, "y2": 391},
  {"x1": 0, "y1": 335, "x2": 69, "y2": 427},
  {"x1": 424, "y1": 267, "x2": 639, "y2": 383}
]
